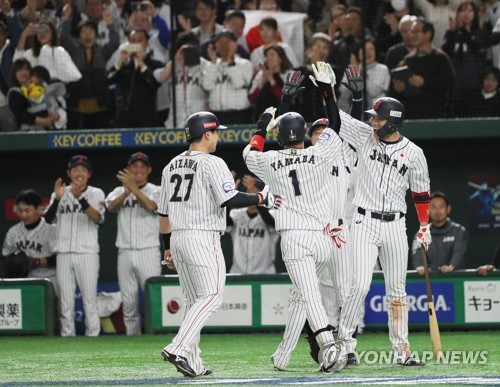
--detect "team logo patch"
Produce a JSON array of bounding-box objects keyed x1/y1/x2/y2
[
  {"x1": 373, "y1": 100, "x2": 382, "y2": 110},
  {"x1": 318, "y1": 132, "x2": 331, "y2": 141},
  {"x1": 203, "y1": 121, "x2": 217, "y2": 129},
  {"x1": 222, "y1": 181, "x2": 235, "y2": 192},
  {"x1": 389, "y1": 110, "x2": 402, "y2": 117}
]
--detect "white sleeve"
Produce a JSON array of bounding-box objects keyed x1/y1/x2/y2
[
  {"x1": 151, "y1": 184, "x2": 162, "y2": 205},
  {"x1": 105, "y1": 186, "x2": 124, "y2": 209},
  {"x1": 43, "y1": 224, "x2": 58, "y2": 257},
  {"x1": 40, "y1": 46, "x2": 82, "y2": 83},
  {"x1": 89, "y1": 188, "x2": 106, "y2": 224},
  {"x1": 339, "y1": 110, "x2": 373, "y2": 151},
  {"x1": 409, "y1": 147, "x2": 430, "y2": 193},
  {"x1": 243, "y1": 146, "x2": 267, "y2": 182},
  {"x1": 2, "y1": 227, "x2": 16, "y2": 256},
  {"x1": 206, "y1": 157, "x2": 238, "y2": 206},
  {"x1": 227, "y1": 59, "x2": 253, "y2": 89},
  {"x1": 201, "y1": 61, "x2": 218, "y2": 91},
  {"x1": 314, "y1": 128, "x2": 343, "y2": 163},
  {"x1": 157, "y1": 167, "x2": 169, "y2": 216}
]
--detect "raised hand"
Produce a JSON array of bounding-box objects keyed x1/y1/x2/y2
[
  {"x1": 342, "y1": 64, "x2": 364, "y2": 93},
  {"x1": 310, "y1": 61, "x2": 336, "y2": 87},
  {"x1": 282, "y1": 70, "x2": 305, "y2": 97},
  {"x1": 54, "y1": 178, "x2": 66, "y2": 200},
  {"x1": 257, "y1": 106, "x2": 277, "y2": 132}
]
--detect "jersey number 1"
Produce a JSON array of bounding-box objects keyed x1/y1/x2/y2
[
  {"x1": 288, "y1": 169, "x2": 301, "y2": 196},
  {"x1": 170, "y1": 174, "x2": 194, "y2": 202}
]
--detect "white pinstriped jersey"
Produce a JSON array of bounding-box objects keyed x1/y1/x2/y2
[
  {"x1": 105, "y1": 183, "x2": 161, "y2": 249},
  {"x1": 47, "y1": 186, "x2": 105, "y2": 253},
  {"x1": 158, "y1": 150, "x2": 238, "y2": 232},
  {"x1": 227, "y1": 208, "x2": 279, "y2": 274},
  {"x1": 339, "y1": 111, "x2": 430, "y2": 214},
  {"x1": 2, "y1": 218, "x2": 57, "y2": 258},
  {"x1": 244, "y1": 128, "x2": 343, "y2": 231},
  {"x1": 329, "y1": 141, "x2": 353, "y2": 220}
]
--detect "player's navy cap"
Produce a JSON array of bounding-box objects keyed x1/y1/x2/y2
[
  {"x1": 128, "y1": 152, "x2": 151, "y2": 166},
  {"x1": 68, "y1": 155, "x2": 92, "y2": 171}
]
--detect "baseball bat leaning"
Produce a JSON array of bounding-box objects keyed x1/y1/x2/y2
[{"x1": 421, "y1": 247, "x2": 443, "y2": 360}]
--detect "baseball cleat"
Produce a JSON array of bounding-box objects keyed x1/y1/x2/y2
[
  {"x1": 199, "y1": 369, "x2": 213, "y2": 376},
  {"x1": 347, "y1": 352, "x2": 358, "y2": 365},
  {"x1": 398, "y1": 355, "x2": 425, "y2": 366},
  {"x1": 161, "y1": 349, "x2": 197, "y2": 377},
  {"x1": 318, "y1": 342, "x2": 348, "y2": 373},
  {"x1": 393, "y1": 347, "x2": 425, "y2": 366}
]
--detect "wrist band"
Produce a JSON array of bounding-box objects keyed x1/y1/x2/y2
[
  {"x1": 161, "y1": 233, "x2": 171, "y2": 250},
  {"x1": 79, "y1": 198, "x2": 90, "y2": 211},
  {"x1": 352, "y1": 97, "x2": 363, "y2": 102}
]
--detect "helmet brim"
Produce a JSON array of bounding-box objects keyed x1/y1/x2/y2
[
  {"x1": 216, "y1": 124, "x2": 228, "y2": 130},
  {"x1": 364, "y1": 108, "x2": 378, "y2": 116}
]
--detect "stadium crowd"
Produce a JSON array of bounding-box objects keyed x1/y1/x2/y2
[{"x1": 0, "y1": 0, "x2": 498, "y2": 132}]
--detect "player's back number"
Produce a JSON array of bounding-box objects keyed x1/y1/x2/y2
[{"x1": 170, "y1": 174, "x2": 194, "y2": 202}]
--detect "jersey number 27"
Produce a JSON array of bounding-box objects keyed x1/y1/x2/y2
[{"x1": 170, "y1": 173, "x2": 194, "y2": 202}]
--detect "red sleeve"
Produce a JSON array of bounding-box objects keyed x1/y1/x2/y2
[
  {"x1": 248, "y1": 86, "x2": 261, "y2": 104},
  {"x1": 412, "y1": 191, "x2": 431, "y2": 223},
  {"x1": 270, "y1": 82, "x2": 282, "y2": 99}
]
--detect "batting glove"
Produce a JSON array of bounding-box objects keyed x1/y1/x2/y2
[
  {"x1": 309, "y1": 61, "x2": 336, "y2": 88},
  {"x1": 282, "y1": 70, "x2": 305, "y2": 97},
  {"x1": 258, "y1": 188, "x2": 285, "y2": 209},
  {"x1": 257, "y1": 106, "x2": 277, "y2": 132},
  {"x1": 416, "y1": 225, "x2": 432, "y2": 251},
  {"x1": 341, "y1": 64, "x2": 364, "y2": 94},
  {"x1": 323, "y1": 223, "x2": 346, "y2": 249}
]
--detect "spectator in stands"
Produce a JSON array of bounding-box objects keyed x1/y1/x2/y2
[
  {"x1": 19, "y1": 0, "x2": 57, "y2": 26},
  {"x1": 60, "y1": 14, "x2": 118, "y2": 130},
  {"x1": 477, "y1": 242, "x2": 500, "y2": 276},
  {"x1": 14, "y1": 21, "x2": 82, "y2": 83},
  {"x1": 202, "y1": 29, "x2": 253, "y2": 124},
  {"x1": 249, "y1": 17, "x2": 299, "y2": 70},
  {"x1": 200, "y1": 10, "x2": 250, "y2": 60},
  {"x1": 327, "y1": 4, "x2": 347, "y2": 43},
  {"x1": 372, "y1": 0, "x2": 412, "y2": 61},
  {"x1": 157, "y1": 32, "x2": 208, "y2": 129},
  {"x1": 0, "y1": 11, "x2": 23, "y2": 91},
  {"x1": 338, "y1": 38, "x2": 391, "y2": 113},
  {"x1": 107, "y1": 28, "x2": 163, "y2": 128},
  {"x1": 8, "y1": 59, "x2": 60, "y2": 130},
  {"x1": 296, "y1": 32, "x2": 334, "y2": 122},
  {"x1": 244, "y1": 0, "x2": 282, "y2": 53},
  {"x1": 384, "y1": 14, "x2": 417, "y2": 70},
  {"x1": 84, "y1": 0, "x2": 116, "y2": 47},
  {"x1": 413, "y1": 0, "x2": 461, "y2": 48},
  {"x1": 464, "y1": 66, "x2": 500, "y2": 117},
  {"x1": 248, "y1": 45, "x2": 293, "y2": 119},
  {"x1": 2, "y1": 189, "x2": 57, "y2": 288},
  {"x1": 442, "y1": 0, "x2": 488, "y2": 114},
  {"x1": 328, "y1": 7, "x2": 368, "y2": 83},
  {"x1": 391, "y1": 18, "x2": 456, "y2": 118},
  {"x1": 227, "y1": 175, "x2": 278, "y2": 274},
  {"x1": 412, "y1": 191, "x2": 467, "y2": 275},
  {"x1": 178, "y1": 0, "x2": 223, "y2": 45}
]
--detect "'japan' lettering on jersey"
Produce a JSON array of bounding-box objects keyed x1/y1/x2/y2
[
  {"x1": 105, "y1": 183, "x2": 161, "y2": 249},
  {"x1": 48, "y1": 185, "x2": 106, "y2": 253},
  {"x1": 244, "y1": 127, "x2": 342, "y2": 231},
  {"x1": 339, "y1": 111, "x2": 430, "y2": 214},
  {"x1": 158, "y1": 151, "x2": 237, "y2": 232},
  {"x1": 2, "y1": 218, "x2": 57, "y2": 258}
]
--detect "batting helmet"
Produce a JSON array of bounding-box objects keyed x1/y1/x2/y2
[
  {"x1": 4, "y1": 251, "x2": 30, "y2": 278},
  {"x1": 276, "y1": 112, "x2": 307, "y2": 147},
  {"x1": 308, "y1": 118, "x2": 329, "y2": 138},
  {"x1": 184, "y1": 112, "x2": 227, "y2": 142},
  {"x1": 365, "y1": 97, "x2": 405, "y2": 138}
]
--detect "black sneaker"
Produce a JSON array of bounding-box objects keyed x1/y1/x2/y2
[
  {"x1": 161, "y1": 349, "x2": 197, "y2": 377},
  {"x1": 399, "y1": 356, "x2": 425, "y2": 366},
  {"x1": 200, "y1": 369, "x2": 212, "y2": 376},
  {"x1": 347, "y1": 352, "x2": 358, "y2": 365}
]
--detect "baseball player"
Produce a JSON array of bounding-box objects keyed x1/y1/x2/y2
[
  {"x1": 270, "y1": 68, "x2": 362, "y2": 370},
  {"x1": 312, "y1": 61, "x2": 431, "y2": 366},
  {"x1": 44, "y1": 155, "x2": 106, "y2": 337},
  {"x1": 2, "y1": 189, "x2": 57, "y2": 290},
  {"x1": 227, "y1": 174, "x2": 279, "y2": 274},
  {"x1": 243, "y1": 94, "x2": 349, "y2": 373},
  {"x1": 158, "y1": 111, "x2": 284, "y2": 378},
  {"x1": 106, "y1": 152, "x2": 161, "y2": 336}
]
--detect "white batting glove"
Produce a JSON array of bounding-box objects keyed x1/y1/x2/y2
[
  {"x1": 264, "y1": 106, "x2": 277, "y2": 131},
  {"x1": 416, "y1": 225, "x2": 432, "y2": 251},
  {"x1": 258, "y1": 187, "x2": 285, "y2": 209},
  {"x1": 257, "y1": 106, "x2": 277, "y2": 132},
  {"x1": 323, "y1": 223, "x2": 346, "y2": 249},
  {"x1": 309, "y1": 61, "x2": 336, "y2": 88}
]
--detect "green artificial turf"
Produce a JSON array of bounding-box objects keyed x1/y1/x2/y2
[{"x1": 0, "y1": 331, "x2": 499, "y2": 386}]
